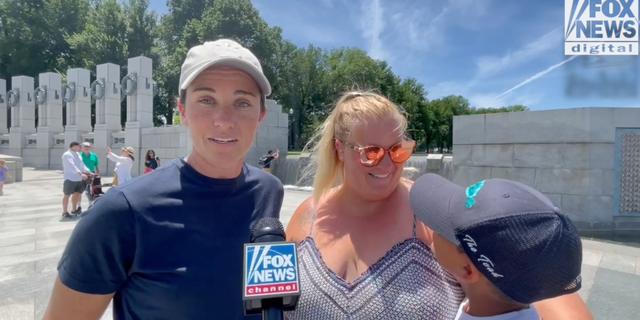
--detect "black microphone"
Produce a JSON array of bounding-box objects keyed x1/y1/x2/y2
[{"x1": 243, "y1": 217, "x2": 300, "y2": 320}]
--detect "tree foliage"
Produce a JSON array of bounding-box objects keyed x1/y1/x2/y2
[{"x1": 0, "y1": 0, "x2": 529, "y2": 150}]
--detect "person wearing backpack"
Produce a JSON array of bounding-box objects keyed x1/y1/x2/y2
[{"x1": 259, "y1": 149, "x2": 279, "y2": 173}]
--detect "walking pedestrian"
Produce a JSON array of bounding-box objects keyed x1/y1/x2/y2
[{"x1": 61, "y1": 141, "x2": 91, "y2": 219}]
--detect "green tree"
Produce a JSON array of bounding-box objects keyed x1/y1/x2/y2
[
  {"x1": 389, "y1": 77, "x2": 429, "y2": 145},
  {"x1": 425, "y1": 95, "x2": 473, "y2": 152},
  {"x1": 277, "y1": 45, "x2": 328, "y2": 149},
  {"x1": 0, "y1": 0, "x2": 90, "y2": 81},
  {"x1": 124, "y1": 0, "x2": 157, "y2": 58},
  {"x1": 324, "y1": 47, "x2": 384, "y2": 97},
  {"x1": 154, "y1": 0, "x2": 217, "y2": 126},
  {"x1": 67, "y1": 0, "x2": 128, "y2": 68},
  {"x1": 474, "y1": 104, "x2": 529, "y2": 114},
  {"x1": 198, "y1": 0, "x2": 284, "y2": 91}
]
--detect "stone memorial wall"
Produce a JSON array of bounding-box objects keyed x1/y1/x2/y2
[{"x1": 452, "y1": 107, "x2": 640, "y2": 232}]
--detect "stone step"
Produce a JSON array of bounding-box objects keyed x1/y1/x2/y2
[{"x1": 613, "y1": 216, "x2": 640, "y2": 231}]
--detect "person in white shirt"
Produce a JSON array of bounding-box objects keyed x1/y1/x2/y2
[
  {"x1": 106, "y1": 146, "x2": 135, "y2": 185},
  {"x1": 61, "y1": 141, "x2": 91, "y2": 220},
  {"x1": 409, "y1": 174, "x2": 583, "y2": 320}
]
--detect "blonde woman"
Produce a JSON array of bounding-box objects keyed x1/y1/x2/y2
[
  {"x1": 284, "y1": 91, "x2": 593, "y2": 320},
  {"x1": 106, "y1": 146, "x2": 134, "y2": 185}
]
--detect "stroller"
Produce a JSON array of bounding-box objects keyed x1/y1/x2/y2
[{"x1": 85, "y1": 175, "x2": 112, "y2": 208}]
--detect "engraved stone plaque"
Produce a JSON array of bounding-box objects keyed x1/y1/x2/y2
[{"x1": 619, "y1": 133, "x2": 640, "y2": 214}]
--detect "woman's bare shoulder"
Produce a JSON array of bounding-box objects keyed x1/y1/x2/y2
[
  {"x1": 401, "y1": 178, "x2": 415, "y2": 188},
  {"x1": 285, "y1": 196, "x2": 314, "y2": 243},
  {"x1": 401, "y1": 178, "x2": 433, "y2": 246}
]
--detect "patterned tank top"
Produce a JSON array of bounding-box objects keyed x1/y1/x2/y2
[{"x1": 285, "y1": 210, "x2": 466, "y2": 320}]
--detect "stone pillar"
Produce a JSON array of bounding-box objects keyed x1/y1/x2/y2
[
  {"x1": 64, "y1": 68, "x2": 92, "y2": 145},
  {"x1": 34, "y1": 72, "x2": 63, "y2": 168},
  {"x1": 8, "y1": 76, "x2": 36, "y2": 157},
  {"x1": 0, "y1": 79, "x2": 7, "y2": 135},
  {"x1": 123, "y1": 56, "x2": 153, "y2": 176},
  {"x1": 93, "y1": 63, "x2": 121, "y2": 176}
]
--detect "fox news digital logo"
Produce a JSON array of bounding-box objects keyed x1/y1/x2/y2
[
  {"x1": 243, "y1": 243, "x2": 299, "y2": 298},
  {"x1": 565, "y1": 0, "x2": 639, "y2": 55}
]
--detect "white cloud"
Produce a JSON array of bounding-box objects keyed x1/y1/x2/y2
[
  {"x1": 429, "y1": 81, "x2": 473, "y2": 99},
  {"x1": 495, "y1": 55, "x2": 578, "y2": 99},
  {"x1": 359, "y1": 0, "x2": 387, "y2": 60},
  {"x1": 392, "y1": 4, "x2": 448, "y2": 52},
  {"x1": 428, "y1": 83, "x2": 544, "y2": 109},
  {"x1": 468, "y1": 91, "x2": 544, "y2": 109},
  {"x1": 428, "y1": 27, "x2": 565, "y2": 108},
  {"x1": 251, "y1": 0, "x2": 342, "y2": 45},
  {"x1": 290, "y1": 23, "x2": 342, "y2": 46},
  {"x1": 475, "y1": 27, "x2": 563, "y2": 78},
  {"x1": 391, "y1": 0, "x2": 494, "y2": 51},
  {"x1": 357, "y1": 0, "x2": 496, "y2": 60}
]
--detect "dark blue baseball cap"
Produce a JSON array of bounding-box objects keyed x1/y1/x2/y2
[{"x1": 409, "y1": 173, "x2": 583, "y2": 304}]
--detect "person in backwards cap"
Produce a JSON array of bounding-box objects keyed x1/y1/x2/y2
[{"x1": 409, "y1": 173, "x2": 583, "y2": 320}]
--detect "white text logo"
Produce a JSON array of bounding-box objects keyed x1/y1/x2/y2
[
  {"x1": 565, "y1": 0, "x2": 639, "y2": 55},
  {"x1": 462, "y1": 235, "x2": 504, "y2": 278}
]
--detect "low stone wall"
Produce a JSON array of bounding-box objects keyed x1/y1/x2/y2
[
  {"x1": 452, "y1": 107, "x2": 640, "y2": 232},
  {"x1": 0, "y1": 154, "x2": 23, "y2": 183},
  {"x1": 139, "y1": 126, "x2": 190, "y2": 175},
  {"x1": 272, "y1": 154, "x2": 454, "y2": 187}
]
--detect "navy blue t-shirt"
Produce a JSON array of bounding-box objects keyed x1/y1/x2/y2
[{"x1": 57, "y1": 158, "x2": 285, "y2": 320}]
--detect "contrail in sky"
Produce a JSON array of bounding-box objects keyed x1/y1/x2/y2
[{"x1": 495, "y1": 55, "x2": 580, "y2": 99}]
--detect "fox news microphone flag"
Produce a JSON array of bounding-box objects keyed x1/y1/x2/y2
[{"x1": 243, "y1": 217, "x2": 300, "y2": 319}]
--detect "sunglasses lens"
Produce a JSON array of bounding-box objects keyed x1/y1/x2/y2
[
  {"x1": 390, "y1": 141, "x2": 415, "y2": 163},
  {"x1": 360, "y1": 146, "x2": 383, "y2": 166}
]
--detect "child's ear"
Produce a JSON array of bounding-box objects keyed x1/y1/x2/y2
[{"x1": 453, "y1": 255, "x2": 482, "y2": 284}]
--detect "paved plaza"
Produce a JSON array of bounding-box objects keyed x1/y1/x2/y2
[{"x1": 1, "y1": 168, "x2": 639, "y2": 319}]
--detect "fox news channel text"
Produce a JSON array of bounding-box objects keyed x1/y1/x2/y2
[{"x1": 243, "y1": 242, "x2": 300, "y2": 299}]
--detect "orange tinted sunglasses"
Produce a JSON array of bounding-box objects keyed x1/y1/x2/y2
[{"x1": 342, "y1": 139, "x2": 416, "y2": 167}]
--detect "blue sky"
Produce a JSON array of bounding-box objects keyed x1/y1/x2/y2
[{"x1": 149, "y1": 0, "x2": 640, "y2": 111}]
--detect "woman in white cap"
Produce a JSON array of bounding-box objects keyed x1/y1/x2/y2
[
  {"x1": 106, "y1": 146, "x2": 134, "y2": 185},
  {"x1": 44, "y1": 38, "x2": 285, "y2": 320}
]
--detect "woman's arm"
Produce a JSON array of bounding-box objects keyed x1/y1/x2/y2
[
  {"x1": 43, "y1": 278, "x2": 113, "y2": 320},
  {"x1": 107, "y1": 153, "x2": 129, "y2": 163},
  {"x1": 533, "y1": 293, "x2": 593, "y2": 320}
]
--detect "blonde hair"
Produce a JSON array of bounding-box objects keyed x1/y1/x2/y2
[
  {"x1": 0, "y1": 159, "x2": 5, "y2": 166},
  {"x1": 302, "y1": 90, "x2": 409, "y2": 204}
]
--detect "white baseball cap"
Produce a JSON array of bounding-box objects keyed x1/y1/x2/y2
[{"x1": 179, "y1": 39, "x2": 271, "y2": 97}]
